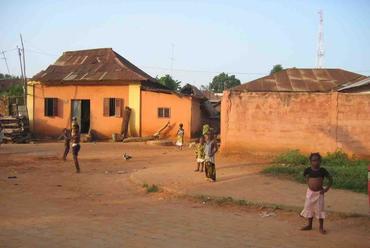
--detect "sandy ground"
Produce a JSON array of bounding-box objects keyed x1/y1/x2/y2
[{"x1": 0, "y1": 142, "x2": 369, "y2": 248}]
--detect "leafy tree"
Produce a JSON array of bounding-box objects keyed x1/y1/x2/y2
[
  {"x1": 157, "y1": 74, "x2": 181, "y2": 91},
  {"x1": 200, "y1": 85, "x2": 210, "y2": 91},
  {"x1": 208, "y1": 73, "x2": 241, "y2": 93},
  {"x1": 0, "y1": 83, "x2": 23, "y2": 96},
  {"x1": 270, "y1": 64, "x2": 283, "y2": 75},
  {"x1": 0, "y1": 73, "x2": 19, "y2": 80},
  {"x1": 0, "y1": 74, "x2": 23, "y2": 96}
]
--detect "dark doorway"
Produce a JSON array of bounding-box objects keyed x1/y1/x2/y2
[{"x1": 71, "y1": 100, "x2": 90, "y2": 133}]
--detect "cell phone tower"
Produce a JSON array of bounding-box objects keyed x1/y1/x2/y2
[{"x1": 316, "y1": 10, "x2": 324, "y2": 68}]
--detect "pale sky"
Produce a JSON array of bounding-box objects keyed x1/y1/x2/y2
[{"x1": 1, "y1": 0, "x2": 369, "y2": 87}]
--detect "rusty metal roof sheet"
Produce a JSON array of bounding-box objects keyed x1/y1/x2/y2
[
  {"x1": 180, "y1": 84, "x2": 206, "y2": 99},
  {"x1": 337, "y1": 77, "x2": 370, "y2": 92},
  {"x1": 201, "y1": 90, "x2": 222, "y2": 102},
  {"x1": 31, "y1": 48, "x2": 156, "y2": 84},
  {"x1": 231, "y1": 68, "x2": 366, "y2": 92}
]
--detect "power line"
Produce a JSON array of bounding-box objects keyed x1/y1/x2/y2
[
  {"x1": 1, "y1": 50, "x2": 10, "y2": 74},
  {"x1": 26, "y1": 48, "x2": 58, "y2": 57},
  {"x1": 1, "y1": 48, "x2": 17, "y2": 53},
  {"x1": 141, "y1": 65, "x2": 266, "y2": 75}
]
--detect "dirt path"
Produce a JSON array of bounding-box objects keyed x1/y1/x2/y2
[{"x1": 0, "y1": 143, "x2": 368, "y2": 248}]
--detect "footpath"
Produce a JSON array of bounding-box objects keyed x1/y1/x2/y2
[{"x1": 130, "y1": 150, "x2": 369, "y2": 216}]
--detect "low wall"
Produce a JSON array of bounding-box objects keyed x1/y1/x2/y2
[{"x1": 221, "y1": 91, "x2": 370, "y2": 157}]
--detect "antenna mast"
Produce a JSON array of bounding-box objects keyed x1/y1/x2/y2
[{"x1": 316, "y1": 10, "x2": 324, "y2": 68}]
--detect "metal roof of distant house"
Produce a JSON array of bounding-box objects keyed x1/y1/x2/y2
[
  {"x1": 31, "y1": 48, "x2": 157, "y2": 85},
  {"x1": 231, "y1": 68, "x2": 366, "y2": 92},
  {"x1": 201, "y1": 90, "x2": 222, "y2": 102},
  {"x1": 180, "y1": 84, "x2": 206, "y2": 99},
  {"x1": 337, "y1": 76, "x2": 370, "y2": 92}
]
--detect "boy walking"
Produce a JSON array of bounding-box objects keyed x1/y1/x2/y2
[
  {"x1": 60, "y1": 128, "x2": 71, "y2": 161},
  {"x1": 71, "y1": 117, "x2": 81, "y2": 173}
]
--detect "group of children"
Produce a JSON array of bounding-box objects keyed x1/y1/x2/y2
[
  {"x1": 176, "y1": 123, "x2": 218, "y2": 182},
  {"x1": 60, "y1": 121, "x2": 333, "y2": 233},
  {"x1": 178, "y1": 123, "x2": 333, "y2": 233}
]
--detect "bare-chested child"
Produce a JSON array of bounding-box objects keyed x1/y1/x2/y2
[
  {"x1": 59, "y1": 128, "x2": 71, "y2": 161},
  {"x1": 300, "y1": 153, "x2": 333, "y2": 234},
  {"x1": 194, "y1": 136, "x2": 205, "y2": 172}
]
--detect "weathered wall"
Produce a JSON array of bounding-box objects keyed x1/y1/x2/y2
[
  {"x1": 221, "y1": 91, "x2": 370, "y2": 157},
  {"x1": 190, "y1": 99, "x2": 203, "y2": 137},
  {"x1": 32, "y1": 84, "x2": 130, "y2": 138},
  {"x1": 141, "y1": 90, "x2": 194, "y2": 140},
  {"x1": 336, "y1": 94, "x2": 370, "y2": 157}
]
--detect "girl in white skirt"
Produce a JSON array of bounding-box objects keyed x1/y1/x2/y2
[{"x1": 176, "y1": 123, "x2": 184, "y2": 150}]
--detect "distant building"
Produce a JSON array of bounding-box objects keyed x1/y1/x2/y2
[
  {"x1": 27, "y1": 48, "x2": 203, "y2": 139},
  {"x1": 221, "y1": 68, "x2": 370, "y2": 157}
]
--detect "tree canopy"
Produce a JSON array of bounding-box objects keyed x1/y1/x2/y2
[
  {"x1": 0, "y1": 73, "x2": 19, "y2": 80},
  {"x1": 208, "y1": 73, "x2": 241, "y2": 93},
  {"x1": 0, "y1": 74, "x2": 23, "y2": 96},
  {"x1": 157, "y1": 74, "x2": 181, "y2": 91},
  {"x1": 270, "y1": 64, "x2": 283, "y2": 75}
]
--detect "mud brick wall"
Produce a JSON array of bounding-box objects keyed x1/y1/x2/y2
[
  {"x1": 221, "y1": 91, "x2": 370, "y2": 157},
  {"x1": 336, "y1": 94, "x2": 370, "y2": 157}
]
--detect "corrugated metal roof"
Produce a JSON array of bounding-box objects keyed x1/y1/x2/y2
[
  {"x1": 337, "y1": 77, "x2": 370, "y2": 91},
  {"x1": 201, "y1": 90, "x2": 222, "y2": 102},
  {"x1": 31, "y1": 48, "x2": 156, "y2": 84},
  {"x1": 180, "y1": 84, "x2": 206, "y2": 99},
  {"x1": 231, "y1": 68, "x2": 366, "y2": 92}
]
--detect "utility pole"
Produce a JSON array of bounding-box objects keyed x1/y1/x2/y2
[
  {"x1": 20, "y1": 34, "x2": 27, "y2": 108},
  {"x1": 17, "y1": 46, "x2": 26, "y2": 108},
  {"x1": 1, "y1": 50, "x2": 10, "y2": 74},
  {"x1": 316, "y1": 10, "x2": 324, "y2": 68}
]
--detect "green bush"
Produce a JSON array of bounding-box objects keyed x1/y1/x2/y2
[
  {"x1": 273, "y1": 149, "x2": 308, "y2": 166},
  {"x1": 142, "y1": 183, "x2": 159, "y2": 193},
  {"x1": 263, "y1": 149, "x2": 369, "y2": 193}
]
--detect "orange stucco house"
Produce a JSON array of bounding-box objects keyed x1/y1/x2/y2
[{"x1": 27, "y1": 48, "x2": 203, "y2": 140}]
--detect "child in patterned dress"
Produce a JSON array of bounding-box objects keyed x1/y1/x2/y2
[{"x1": 194, "y1": 136, "x2": 205, "y2": 172}]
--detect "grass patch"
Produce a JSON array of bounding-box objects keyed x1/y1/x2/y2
[
  {"x1": 194, "y1": 195, "x2": 296, "y2": 212},
  {"x1": 142, "y1": 183, "x2": 160, "y2": 193},
  {"x1": 263, "y1": 150, "x2": 369, "y2": 193}
]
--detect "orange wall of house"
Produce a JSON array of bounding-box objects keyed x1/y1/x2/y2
[
  {"x1": 33, "y1": 84, "x2": 129, "y2": 138},
  {"x1": 141, "y1": 91, "x2": 193, "y2": 140},
  {"x1": 221, "y1": 91, "x2": 370, "y2": 157}
]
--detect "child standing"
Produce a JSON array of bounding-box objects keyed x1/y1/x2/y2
[
  {"x1": 194, "y1": 136, "x2": 205, "y2": 172},
  {"x1": 176, "y1": 123, "x2": 184, "y2": 150},
  {"x1": 71, "y1": 118, "x2": 81, "y2": 173},
  {"x1": 300, "y1": 153, "x2": 333, "y2": 234},
  {"x1": 204, "y1": 132, "x2": 218, "y2": 182},
  {"x1": 60, "y1": 128, "x2": 71, "y2": 161}
]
